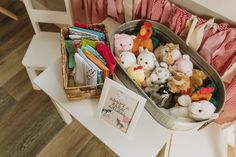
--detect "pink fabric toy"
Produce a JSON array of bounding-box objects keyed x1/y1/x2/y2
[
  {"x1": 173, "y1": 54, "x2": 193, "y2": 76},
  {"x1": 114, "y1": 34, "x2": 136, "y2": 56},
  {"x1": 96, "y1": 43, "x2": 116, "y2": 76}
]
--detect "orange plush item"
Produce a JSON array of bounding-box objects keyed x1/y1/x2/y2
[
  {"x1": 132, "y1": 22, "x2": 154, "y2": 56},
  {"x1": 191, "y1": 87, "x2": 214, "y2": 101}
]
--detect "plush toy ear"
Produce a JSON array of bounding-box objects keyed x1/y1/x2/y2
[
  {"x1": 114, "y1": 34, "x2": 120, "y2": 39},
  {"x1": 131, "y1": 35, "x2": 136, "y2": 40},
  {"x1": 151, "y1": 74, "x2": 158, "y2": 81},
  {"x1": 171, "y1": 49, "x2": 182, "y2": 60},
  {"x1": 139, "y1": 46, "x2": 145, "y2": 53},
  {"x1": 160, "y1": 62, "x2": 168, "y2": 69},
  {"x1": 182, "y1": 54, "x2": 190, "y2": 60}
]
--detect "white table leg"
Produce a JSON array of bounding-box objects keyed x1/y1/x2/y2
[
  {"x1": 26, "y1": 66, "x2": 41, "y2": 90},
  {"x1": 51, "y1": 98, "x2": 73, "y2": 124}
]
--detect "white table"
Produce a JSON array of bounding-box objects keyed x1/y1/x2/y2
[
  {"x1": 34, "y1": 59, "x2": 172, "y2": 157},
  {"x1": 34, "y1": 59, "x2": 228, "y2": 157}
]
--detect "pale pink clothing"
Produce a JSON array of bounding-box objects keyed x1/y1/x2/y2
[
  {"x1": 151, "y1": 0, "x2": 167, "y2": 22},
  {"x1": 222, "y1": 56, "x2": 236, "y2": 84},
  {"x1": 198, "y1": 30, "x2": 228, "y2": 64},
  {"x1": 168, "y1": 6, "x2": 181, "y2": 31},
  {"x1": 174, "y1": 8, "x2": 191, "y2": 35},
  {"x1": 71, "y1": 0, "x2": 84, "y2": 23},
  {"x1": 215, "y1": 75, "x2": 236, "y2": 124},
  {"x1": 107, "y1": 0, "x2": 125, "y2": 23},
  {"x1": 160, "y1": 1, "x2": 172, "y2": 26},
  {"x1": 212, "y1": 29, "x2": 236, "y2": 74}
]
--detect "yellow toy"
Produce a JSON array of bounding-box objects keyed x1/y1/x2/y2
[{"x1": 127, "y1": 64, "x2": 145, "y2": 86}]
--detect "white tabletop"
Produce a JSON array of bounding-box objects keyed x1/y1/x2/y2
[{"x1": 34, "y1": 58, "x2": 172, "y2": 157}]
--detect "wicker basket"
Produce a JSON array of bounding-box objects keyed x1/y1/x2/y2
[{"x1": 61, "y1": 24, "x2": 111, "y2": 100}]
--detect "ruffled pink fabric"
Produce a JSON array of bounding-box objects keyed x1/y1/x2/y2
[
  {"x1": 160, "y1": 1, "x2": 172, "y2": 25},
  {"x1": 151, "y1": 0, "x2": 167, "y2": 22},
  {"x1": 212, "y1": 29, "x2": 236, "y2": 74},
  {"x1": 215, "y1": 76, "x2": 236, "y2": 124}
]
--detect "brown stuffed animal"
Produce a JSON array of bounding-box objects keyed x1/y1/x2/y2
[
  {"x1": 190, "y1": 69, "x2": 207, "y2": 89},
  {"x1": 154, "y1": 43, "x2": 181, "y2": 65},
  {"x1": 132, "y1": 22, "x2": 154, "y2": 56},
  {"x1": 168, "y1": 74, "x2": 190, "y2": 93}
]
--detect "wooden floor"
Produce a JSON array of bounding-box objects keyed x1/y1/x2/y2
[{"x1": 0, "y1": 1, "x2": 234, "y2": 157}]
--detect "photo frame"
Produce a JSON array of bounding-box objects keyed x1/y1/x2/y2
[{"x1": 97, "y1": 77, "x2": 146, "y2": 136}]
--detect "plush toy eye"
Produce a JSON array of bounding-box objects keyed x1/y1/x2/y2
[
  {"x1": 129, "y1": 43, "x2": 131, "y2": 46},
  {"x1": 122, "y1": 61, "x2": 124, "y2": 64},
  {"x1": 198, "y1": 109, "x2": 202, "y2": 113},
  {"x1": 120, "y1": 43, "x2": 123, "y2": 46},
  {"x1": 140, "y1": 58, "x2": 142, "y2": 61},
  {"x1": 121, "y1": 54, "x2": 123, "y2": 57},
  {"x1": 145, "y1": 62, "x2": 148, "y2": 64}
]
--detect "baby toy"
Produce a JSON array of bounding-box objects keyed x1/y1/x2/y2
[
  {"x1": 137, "y1": 47, "x2": 156, "y2": 76},
  {"x1": 167, "y1": 74, "x2": 190, "y2": 93},
  {"x1": 150, "y1": 62, "x2": 171, "y2": 84},
  {"x1": 188, "y1": 100, "x2": 217, "y2": 121},
  {"x1": 191, "y1": 87, "x2": 214, "y2": 101},
  {"x1": 114, "y1": 33, "x2": 136, "y2": 56},
  {"x1": 127, "y1": 64, "x2": 145, "y2": 86},
  {"x1": 119, "y1": 51, "x2": 136, "y2": 69},
  {"x1": 172, "y1": 54, "x2": 193, "y2": 76},
  {"x1": 190, "y1": 69, "x2": 207, "y2": 89},
  {"x1": 132, "y1": 22, "x2": 154, "y2": 56},
  {"x1": 170, "y1": 96, "x2": 217, "y2": 121},
  {"x1": 154, "y1": 43, "x2": 181, "y2": 65},
  {"x1": 150, "y1": 84, "x2": 174, "y2": 109}
]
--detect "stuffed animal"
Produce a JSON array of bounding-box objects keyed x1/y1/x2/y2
[
  {"x1": 176, "y1": 94, "x2": 192, "y2": 107},
  {"x1": 172, "y1": 54, "x2": 193, "y2": 76},
  {"x1": 114, "y1": 34, "x2": 136, "y2": 56},
  {"x1": 190, "y1": 69, "x2": 207, "y2": 89},
  {"x1": 127, "y1": 64, "x2": 145, "y2": 86},
  {"x1": 150, "y1": 84, "x2": 175, "y2": 109},
  {"x1": 150, "y1": 62, "x2": 171, "y2": 84},
  {"x1": 137, "y1": 47, "x2": 156, "y2": 76},
  {"x1": 119, "y1": 51, "x2": 136, "y2": 69},
  {"x1": 132, "y1": 22, "x2": 154, "y2": 56},
  {"x1": 191, "y1": 87, "x2": 214, "y2": 101},
  {"x1": 188, "y1": 100, "x2": 218, "y2": 121},
  {"x1": 170, "y1": 98, "x2": 217, "y2": 121},
  {"x1": 169, "y1": 107, "x2": 195, "y2": 122},
  {"x1": 168, "y1": 74, "x2": 190, "y2": 93},
  {"x1": 154, "y1": 43, "x2": 181, "y2": 65}
]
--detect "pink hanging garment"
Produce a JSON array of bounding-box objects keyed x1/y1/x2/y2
[
  {"x1": 71, "y1": 0, "x2": 84, "y2": 23},
  {"x1": 215, "y1": 75, "x2": 236, "y2": 124},
  {"x1": 140, "y1": 0, "x2": 148, "y2": 19},
  {"x1": 222, "y1": 55, "x2": 236, "y2": 84},
  {"x1": 133, "y1": 0, "x2": 142, "y2": 19},
  {"x1": 174, "y1": 8, "x2": 192, "y2": 35},
  {"x1": 198, "y1": 30, "x2": 228, "y2": 64},
  {"x1": 159, "y1": 1, "x2": 172, "y2": 26},
  {"x1": 212, "y1": 29, "x2": 236, "y2": 74},
  {"x1": 151, "y1": 0, "x2": 167, "y2": 22},
  {"x1": 107, "y1": 0, "x2": 125, "y2": 23},
  {"x1": 188, "y1": 18, "x2": 214, "y2": 52},
  {"x1": 180, "y1": 15, "x2": 197, "y2": 41},
  {"x1": 84, "y1": 0, "x2": 107, "y2": 23},
  {"x1": 168, "y1": 6, "x2": 181, "y2": 31}
]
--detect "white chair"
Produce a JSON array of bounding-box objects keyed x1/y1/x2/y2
[{"x1": 22, "y1": 0, "x2": 73, "y2": 90}]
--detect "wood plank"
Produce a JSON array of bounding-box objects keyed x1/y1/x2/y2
[
  {"x1": 2, "y1": 68, "x2": 33, "y2": 101},
  {"x1": 37, "y1": 120, "x2": 93, "y2": 157},
  {"x1": 76, "y1": 136, "x2": 118, "y2": 157},
  {"x1": 0, "y1": 91, "x2": 65, "y2": 157}
]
